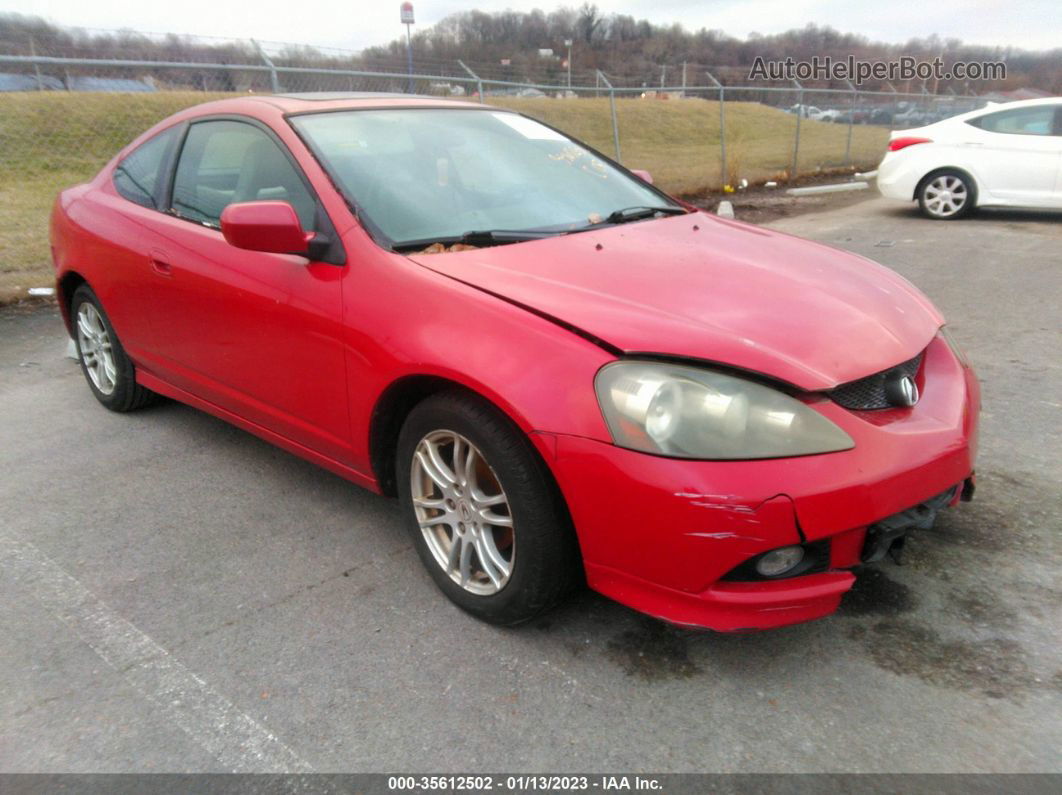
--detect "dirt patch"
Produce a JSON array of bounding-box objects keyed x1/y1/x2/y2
[
  {"x1": 852, "y1": 618, "x2": 1034, "y2": 701},
  {"x1": 838, "y1": 567, "x2": 915, "y2": 617},
  {"x1": 949, "y1": 587, "x2": 1018, "y2": 628},
  {"x1": 686, "y1": 169, "x2": 879, "y2": 224},
  {"x1": 606, "y1": 617, "x2": 702, "y2": 681},
  {"x1": 0, "y1": 293, "x2": 57, "y2": 310}
]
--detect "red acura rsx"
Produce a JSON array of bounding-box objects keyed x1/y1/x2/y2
[{"x1": 50, "y1": 93, "x2": 979, "y2": 631}]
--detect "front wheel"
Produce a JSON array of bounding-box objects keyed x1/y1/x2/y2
[
  {"x1": 396, "y1": 391, "x2": 580, "y2": 625},
  {"x1": 917, "y1": 170, "x2": 975, "y2": 220}
]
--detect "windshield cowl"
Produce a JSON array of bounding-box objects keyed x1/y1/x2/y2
[{"x1": 392, "y1": 208, "x2": 690, "y2": 253}]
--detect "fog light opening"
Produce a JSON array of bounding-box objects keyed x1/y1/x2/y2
[{"x1": 755, "y1": 545, "x2": 805, "y2": 578}]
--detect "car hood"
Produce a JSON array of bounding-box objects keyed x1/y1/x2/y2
[{"x1": 408, "y1": 213, "x2": 942, "y2": 390}]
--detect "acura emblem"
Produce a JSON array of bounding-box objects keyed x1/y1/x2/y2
[{"x1": 885, "y1": 374, "x2": 920, "y2": 407}]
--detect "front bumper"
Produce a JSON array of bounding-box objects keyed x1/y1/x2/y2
[{"x1": 536, "y1": 335, "x2": 979, "y2": 631}]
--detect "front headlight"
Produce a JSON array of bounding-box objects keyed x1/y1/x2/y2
[{"x1": 594, "y1": 361, "x2": 855, "y2": 460}]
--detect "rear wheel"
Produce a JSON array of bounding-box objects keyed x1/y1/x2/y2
[
  {"x1": 396, "y1": 391, "x2": 580, "y2": 625},
  {"x1": 71, "y1": 285, "x2": 159, "y2": 412},
  {"x1": 917, "y1": 170, "x2": 975, "y2": 220}
]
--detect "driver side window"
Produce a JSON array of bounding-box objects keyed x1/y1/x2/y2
[{"x1": 171, "y1": 120, "x2": 317, "y2": 230}]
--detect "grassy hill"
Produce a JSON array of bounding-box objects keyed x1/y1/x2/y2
[
  {"x1": 490, "y1": 96, "x2": 887, "y2": 194},
  {"x1": 0, "y1": 92, "x2": 233, "y2": 301},
  {"x1": 0, "y1": 91, "x2": 887, "y2": 300}
]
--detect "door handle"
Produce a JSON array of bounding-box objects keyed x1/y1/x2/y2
[{"x1": 150, "y1": 257, "x2": 172, "y2": 276}]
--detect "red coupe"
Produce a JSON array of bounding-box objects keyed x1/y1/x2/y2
[{"x1": 50, "y1": 94, "x2": 979, "y2": 631}]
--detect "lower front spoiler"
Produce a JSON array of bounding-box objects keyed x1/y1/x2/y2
[{"x1": 586, "y1": 564, "x2": 855, "y2": 632}]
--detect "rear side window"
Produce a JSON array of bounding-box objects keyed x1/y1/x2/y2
[
  {"x1": 967, "y1": 106, "x2": 1058, "y2": 136},
  {"x1": 113, "y1": 126, "x2": 180, "y2": 208},
  {"x1": 170, "y1": 120, "x2": 317, "y2": 230}
]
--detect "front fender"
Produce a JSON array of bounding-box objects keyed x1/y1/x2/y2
[{"x1": 341, "y1": 234, "x2": 617, "y2": 475}]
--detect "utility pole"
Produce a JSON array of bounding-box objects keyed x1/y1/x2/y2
[
  {"x1": 400, "y1": 2, "x2": 415, "y2": 93},
  {"x1": 564, "y1": 39, "x2": 572, "y2": 89}
]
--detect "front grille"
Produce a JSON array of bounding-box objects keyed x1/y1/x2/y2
[{"x1": 830, "y1": 352, "x2": 923, "y2": 410}]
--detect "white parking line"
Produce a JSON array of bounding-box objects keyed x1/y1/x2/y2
[{"x1": 0, "y1": 526, "x2": 315, "y2": 773}]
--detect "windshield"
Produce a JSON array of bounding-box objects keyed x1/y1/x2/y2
[{"x1": 289, "y1": 108, "x2": 682, "y2": 248}]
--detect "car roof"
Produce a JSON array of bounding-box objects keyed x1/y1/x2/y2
[
  {"x1": 922, "y1": 95, "x2": 1062, "y2": 129},
  {"x1": 120, "y1": 92, "x2": 509, "y2": 167},
  {"x1": 977, "y1": 96, "x2": 1061, "y2": 110},
  {"x1": 216, "y1": 91, "x2": 488, "y2": 114}
]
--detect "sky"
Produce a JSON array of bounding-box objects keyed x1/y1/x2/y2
[{"x1": 7, "y1": 0, "x2": 1061, "y2": 52}]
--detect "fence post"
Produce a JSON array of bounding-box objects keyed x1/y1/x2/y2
[
  {"x1": 705, "y1": 71, "x2": 726, "y2": 188},
  {"x1": 843, "y1": 78, "x2": 856, "y2": 167},
  {"x1": 252, "y1": 39, "x2": 280, "y2": 93},
  {"x1": 885, "y1": 81, "x2": 900, "y2": 125},
  {"x1": 28, "y1": 36, "x2": 44, "y2": 91},
  {"x1": 457, "y1": 59, "x2": 484, "y2": 103},
  {"x1": 790, "y1": 79, "x2": 803, "y2": 182},
  {"x1": 597, "y1": 70, "x2": 621, "y2": 163}
]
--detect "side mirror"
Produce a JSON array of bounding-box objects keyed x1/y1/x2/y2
[
  {"x1": 631, "y1": 169, "x2": 654, "y2": 185},
  {"x1": 220, "y1": 201, "x2": 313, "y2": 256}
]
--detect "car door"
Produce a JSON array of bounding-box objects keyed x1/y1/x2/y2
[
  {"x1": 962, "y1": 104, "x2": 1062, "y2": 206},
  {"x1": 80, "y1": 124, "x2": 184, "y2": 362},
  {"x1": 141, "y1": 117, "x2": 352, "y2": 464}
]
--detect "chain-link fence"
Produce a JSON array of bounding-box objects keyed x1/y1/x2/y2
[{"x1": 0, "y1": 37, "x2": 990, "y2": 298}]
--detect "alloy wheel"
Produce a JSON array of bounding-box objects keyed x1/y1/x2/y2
[
  {"x1": 76, "y1": 302, "x2": 117, "y2": 395},
  {"x1": 410, "y1": 430, "x2": 515, "y2": 595}
]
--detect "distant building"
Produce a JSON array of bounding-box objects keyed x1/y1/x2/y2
[
  {"x1": 0, "y1": 72, "x2": 63, "y2": 91},
  {"x1": 0, "y1": 73, "x2": 157, "y2": 92},
  {"x1": 67, "y1": 76, "x2": 155, "y2": 92}
]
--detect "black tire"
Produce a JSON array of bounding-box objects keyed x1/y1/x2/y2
[
  {"x1": 396, "y1": 390, "x2": 580, "y2": 625},
  {"x1": 916, "y1": 169, "x2": 976, "y2": 220},
  {"x1": 70, "y1": 284, "x2": 159, "y2": 412}
]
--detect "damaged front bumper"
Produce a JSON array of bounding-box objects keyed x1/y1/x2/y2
[{"x1": 535, "y1": 336, "x2": 979, "y2": 631}]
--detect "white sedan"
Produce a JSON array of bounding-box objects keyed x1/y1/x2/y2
[{"x1": 877, "y1": 97, "x2": 1062, "y2": 219}]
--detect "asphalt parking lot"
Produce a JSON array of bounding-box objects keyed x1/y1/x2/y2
[{"x1": 1, "y1": 196, "x2": 1059, "y2": 774}]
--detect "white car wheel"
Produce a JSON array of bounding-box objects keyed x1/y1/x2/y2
[{"x1": 918, "y1": 171, "x2": 974, "y2": 220}]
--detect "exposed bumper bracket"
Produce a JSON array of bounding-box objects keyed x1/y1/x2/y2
[{"x1": 861, "y1": 486, "x2": 958, "y2": 564}]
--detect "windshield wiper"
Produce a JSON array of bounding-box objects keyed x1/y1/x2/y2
[
  {"x1": 602, "y1": 205, "x2": 687, "y2": 224},
  {"x1": 393, "y1": 228, "x2": 564, "y2": 252}
]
